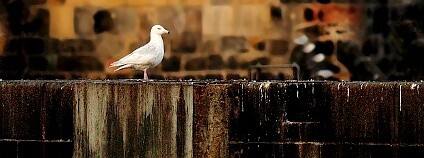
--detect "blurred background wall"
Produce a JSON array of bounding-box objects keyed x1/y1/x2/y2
[{"x1": 0, "y1": 0, "x2": 422, "y2": 81}]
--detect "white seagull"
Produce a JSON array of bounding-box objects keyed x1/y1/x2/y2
[{"x1": 110, "y1": 25, "x2": 169, "y2": 80}]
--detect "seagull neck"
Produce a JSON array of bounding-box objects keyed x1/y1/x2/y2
[{"x1": 149, "y1": 34, "x2": 163, "y2": 44}]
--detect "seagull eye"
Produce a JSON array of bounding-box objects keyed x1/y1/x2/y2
[{"x1": 157, "y1": 28, "x2": 161, "y2": 30}]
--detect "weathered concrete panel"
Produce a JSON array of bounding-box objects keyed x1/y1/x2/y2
[
  {"x1": 319, "y1": 144, "x2": 395, "y2": 158},
  {"x1": 18, "y1": 141, "x2": 73, "y2": 158},
  {"x1": 0, "y1": 81, "x2": 74, "y2": 158},
  {"x1": 73, "y1": 82, "x2": 190, "y2": 158},
  {"x1": 0, "y1": 141, "x2": 17, "y2": 157},
  {"x1": 228, "y1": 81, "x2": 424, "y2": 157},
  {"x1": 0, "y1": 82, "x2": 45, "y2": 140},
  {"x1": 322, "y1": 82, "x2": 400, "y2": 143},
  {"x1": 229, "y1": 82, "x2": 326, "y2": 143},
  {"x1": 193, "y1": 84, "x2": 229, "y2": 158},
  {"x1": 0, "y1": 81, "x2": 73, "y2": 140},
  {"x1": 2, "y1": 80, "x2": 424, "y2": 157},
  {"x1": 399, "y1": 83, "x2": 424, "y2": 144},
  {"x1": 72, "y1": 81, "x2": 229, "y2": 158}
]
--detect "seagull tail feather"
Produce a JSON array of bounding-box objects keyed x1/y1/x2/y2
[{"x1": 112, "y1": 64, "x2": 132, "y2": 72}]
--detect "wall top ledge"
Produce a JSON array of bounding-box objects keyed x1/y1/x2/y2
[{"x1": 1, "y1": 80, "x2": 424, "y2": 86}]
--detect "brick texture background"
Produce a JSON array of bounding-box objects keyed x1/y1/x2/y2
[{"x1": 0, "y1": 0, "x2": 423, "y2": 80}]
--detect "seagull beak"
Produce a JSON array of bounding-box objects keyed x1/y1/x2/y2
[{"x1": 167, "y1": 30, "x2": 170, "y2": 34}]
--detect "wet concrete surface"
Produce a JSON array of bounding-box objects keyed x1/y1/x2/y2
[
  {"x1": 228, "y1": 81, "x2": 424, "y2": 157},
  {"x1": 0, "y1": 80, "x2": 73, "y2": 158},
  {"x1": 1, "y1": 80, "x2": 424, "y2": 157}
]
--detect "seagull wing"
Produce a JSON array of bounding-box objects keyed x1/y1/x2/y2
[{"x1": 110, "y1": 43, "x2": 157, "y2": 67}]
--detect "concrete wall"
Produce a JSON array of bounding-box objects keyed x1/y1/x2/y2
[
  {"x1": 1, "y1": 0, "x2": 424, "y2": 81},
  {"x1": 1, "y1": 80, "x2": 424, "y2": 157}
]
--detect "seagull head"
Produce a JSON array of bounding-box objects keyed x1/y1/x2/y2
[{"x1": 151, "y1": 25, "x2": 170, "y2": 35}]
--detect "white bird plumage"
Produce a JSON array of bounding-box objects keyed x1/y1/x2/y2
[{"x1": 110, "y1": 25, "x2": 169, "y2": 80}]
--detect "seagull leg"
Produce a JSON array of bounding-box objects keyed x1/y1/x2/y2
[{"x1": 143, "y1": 69, "x2": 148, "y2": 80}]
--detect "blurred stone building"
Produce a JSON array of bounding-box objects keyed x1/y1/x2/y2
[{"x1": 0, "y1": 0, "x2": 423, "y2": 80}]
